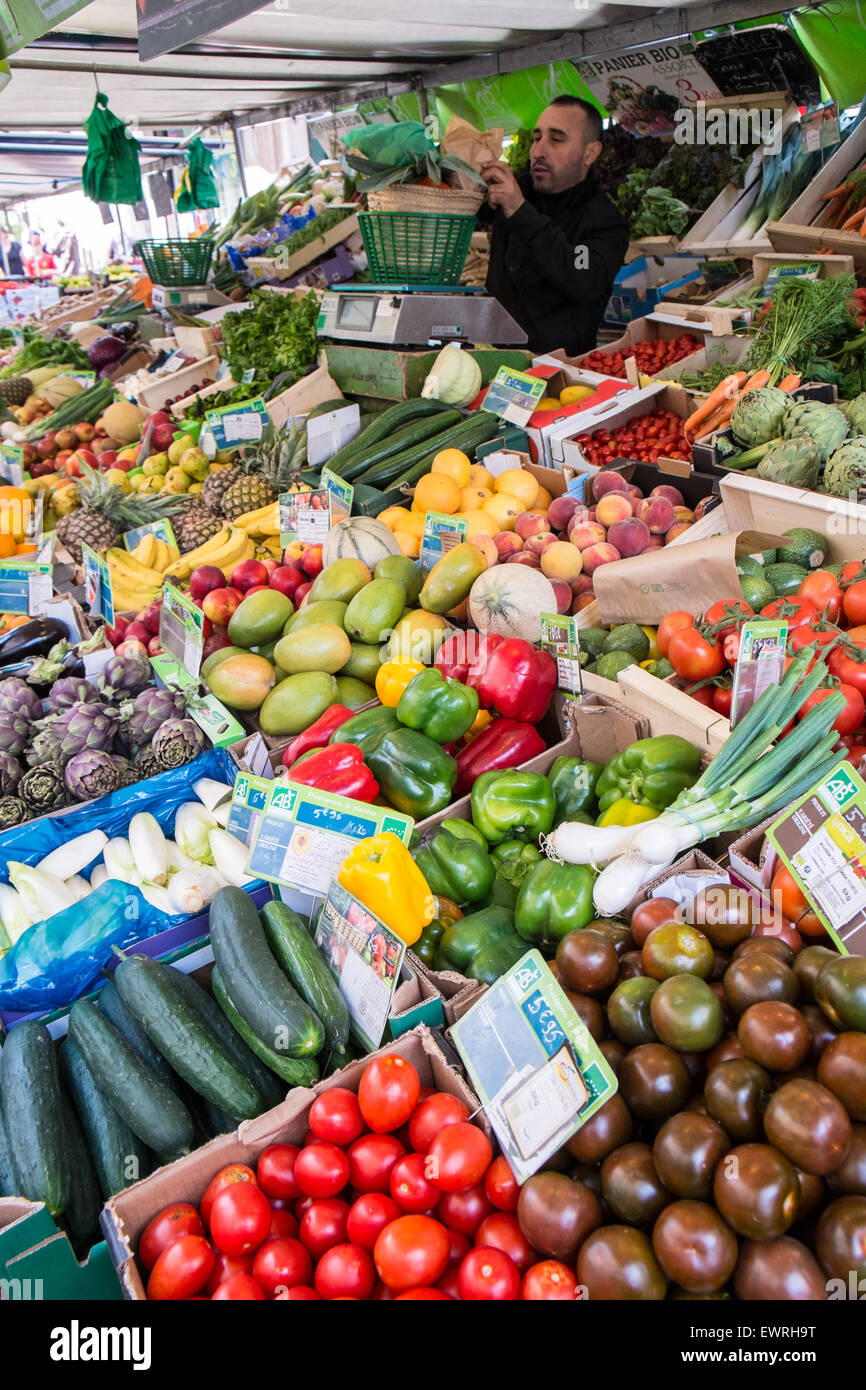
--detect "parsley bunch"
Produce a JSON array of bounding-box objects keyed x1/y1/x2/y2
[{"x1": 220, "y1": 290, "x2": 319, "y2": 392}]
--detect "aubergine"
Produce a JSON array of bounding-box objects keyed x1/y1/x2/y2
[{"x1": 0, "y1": 619, "x2": 69, "y2": 676}]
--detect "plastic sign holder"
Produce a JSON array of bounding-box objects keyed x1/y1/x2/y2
[
  {"x1": 540, "y1": 612, "x2": 583, "y2": 697},
  {"x1": 481, "y1": 367, "x2": 546, "y2": 426},
  {"x1": 315, "y1": 881, "x2": 406, "y2": 1051},
  {"x1": 205, "y1": 396, "x2": 268, "y2": 450},
  {"x1": 279, "y1": 468, "x2": 352, "y2": 548},
  {"x1": 81, "y1": 542, "x2": 114, "y2": 626},
  {"x1": 419, "y1": 511, "x2": 467, "y2": 575}
]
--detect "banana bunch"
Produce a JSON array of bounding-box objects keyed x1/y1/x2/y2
[
  {"x1": 163, "y1": 526, "x2": 255, "y2": 583},
  {"x1": 130, "y1": 532, "x2": 179, "y2": 573},
  {"x1": 233, "y1": 501, "x2": 280, "y2": 539},
  {"x1": 106, "y1": 547, "x2": 165, "y2": 613}
]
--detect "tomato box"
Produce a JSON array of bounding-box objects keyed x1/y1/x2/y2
[
  {"x1": 522, "y1": 357, "x2": 638, "y2": 468},
  {"x1": 101, "y1": 1023, "x2": 488, "y2": 1299},
  {"x1": 0, "y1": 1198, "x2": 122, "y2": 1300},
  {"x1": 625, "y1": 849, "x2": 730, "y2": 921},
  {"x1": 553, "y1": 380, "x2": 696, "y2": 475}
]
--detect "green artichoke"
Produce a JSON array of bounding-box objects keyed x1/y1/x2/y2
[
  {"x1": 0, "y1": 795, "x2": 27, "y2": 829},
  {"x1": 24, "y1": 726, "x2": 63, "y2": 767},
  {"x1": 19, "y1": 762, "x2": 68, "y2": 814},
  {"x1": 756, "y1": 434, "x2": 822, "y2": 488},
  {"x1": 782, "y1": 401, "x2": 849, "y2": 463},
  {"x1": 64, "y1": 749, "x2": 125, "y2": 802},
  {"x1": 151, "y1": 718, "x2": 206, "y2": 771},
  {"x1": 134, "y1": 745, "x2": 162, "y2": 780},
  {"x1": 824, "y1": 436, "x2": 866, "y2": 499},
  {"x1": 731, "y1": 387, "x2": 791, "y2": 448},
  {"x1": 843, "y1": 392, "x2": 866, "y2": 436},
  {"x1": 0, "y1": 751, "x2": 21, "y2": 797}
]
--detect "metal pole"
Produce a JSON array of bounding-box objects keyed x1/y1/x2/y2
[{"x1": 231, "y1": 119, "x2": 248, "y2": 199}]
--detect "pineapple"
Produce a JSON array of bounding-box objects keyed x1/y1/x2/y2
[
  {"x1": 56, "y1": 464, "x2": 188, "y2": 563},
  {"x1": 174, "y1": 501, "x2": 224, "y2": 553},
  {"x1": 0, "y1": 377, "x2": 33, "y2": 406},
  {"x1": 220, "y1": 424, "x2": 308, "y2": 522},
  {"x1": 199, "y1": 461, "x2": 241, "y2": 515}
]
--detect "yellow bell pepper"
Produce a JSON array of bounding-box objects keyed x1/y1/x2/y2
[
  {"x1": 375, "y1": 658, "x2": 425, "y2": 707},
  {"x1": 462, "y1": 708, "x2": 494, "y2": 743},
  {"x1": 596, "y1": 798, "x2": 660, "y2": 828},
  {"x1": 338, "y1": 831, "x2": 434, "y2": 945},
  {"x1": 640, "y1": 626, "x2": 661, "y2": 662}
]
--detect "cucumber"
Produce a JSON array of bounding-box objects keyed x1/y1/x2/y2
[
  {"x1": 60, "y1": 1037, "x2": 151, "y2": 1199},
  {"x1": 261, "y1": 900, "x2": 349, "y2": 1051},
  {"x1": 58, "y1": 1091, "x2": 101, "y2": 1242},
  {"x1": 211, "y1": 967, "x2": 319, "y2": 1088},
  {"x1": 112, "y1": 954, "x2": 263, "y2": 1121},
  {"x1": 67, "y1": 1000, "x2": 194, "y2": 1158},
  {"x1": 0, "y1": 1105, "x2": 18, "y2": 1196},
  {"x1": 0, "y1": 1021, "x2": 70, "y2": 1216},
  {"x1": 325, "y1": 399, "x2": 456, "y2": 480},
  {"x1": 321, "y1": 1045, "x2": 352, "y2": 1077},
  {"x1": 209, "y1": 886, "x2": 325, "y2": 1059},
  {"x1": 385, "y1": 415, "x2": 501, "y2": 490},
  {"x1": 341, "y1": 410, "x2": 462, "y2": 485},
  {"x1": 200, "y1": 1098, "x2": 240, "y2": 1136},
  {"x1": 357, "y1": 413, "x2": 489, "y2": 488},
  {"x1": 97, "y1": 979, "x2": 176, "y2": 1088},
  {"x1": 167, "y1": 963, "x2": 284, "y2": 1111}
]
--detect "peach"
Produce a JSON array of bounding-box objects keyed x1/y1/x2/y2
[
  {"x1": 572, "y1": 572, "x2": 595, "y2": 595},
  {"x1": 514, "y1": 510, "x2": 549, "y2": 541},
  {"x1": 547, "y1": 494, "x2": 582, "y2": 533},
  {"x1": 582, "y1": 542, "x2": 621, "y2": 574},
  {"x1": 627, "y1": 484, "x2": 644, "y2": 502},
  {"x1": 550, "y1": 578, "x2": 573, "y2": 614},
  {"x1": 592, "y1": 471, "x2": 630, "y2": 502},
  {"x1": 471, "y1": 534, "x2": 498, "y2": 568},
  {"x1": 507, "y1": 551, "x2": 540, "y2": 567},
  {"x1": 665, "y1": 523, "x2": 693, "y2": 543},
  {"x1": 587, "y1": 506, "x2": 598, "y2": 522},
  {"x1": 494, "y1": 532, "x2": 523, "y2": 560},
  {"x1": 525, "y1": 531, "x2": 558, "y2": 557},
  {"x1": 596, "y1": 492, "x2": 634, "y2": 528},
  {"x1": 651, "y1": 484, "x2": 685, "y2": 508},
  {"x1": 570, "y1": 523, "x2": 607, "y2": 551},
  {"x1": 566, "y1": 507, "x2": 593, "y2": 537},
  {"x1": 541, "y1": 540, "x2": 583, "y2": 584},
  {"x1": 572, "y1": 591, "x2": 597, "y2": 613},
  {"x1": 637, "y1": 497, "x2": 675, "y2": 535},
  {"x1": 694, "y1": 497, "x2": 714, "y2": 520},
  {"x1": 673, "y1": 506, "x2": 695, "y2": 524},
  {"x1": 647, "y1": 536, "x2": 665, "y2": 550},
  {"x1": 607, "y1": 517, "x2": 651, "y2": 558}
]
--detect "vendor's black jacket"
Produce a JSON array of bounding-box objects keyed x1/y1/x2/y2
[{"x1": 483, "y1": 169, "x2": 628, "y2": 355}]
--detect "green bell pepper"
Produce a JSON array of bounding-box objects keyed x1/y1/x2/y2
[
  {"x1": 367, "y1": 728, "x2": 457, "y2": 820},
  {"x1": 396, "y1": 668, "x2": 479, "y2": 744},
  {"x1": 440, "y1": 817, "x2": 487, "y2": 848},
  {"x1": 436, "y1": 906, "x2": 515, "y2": 972},
  {"x1": 414, "y1": 830, "x2": 495, "y2": 905},
  {"x1": 491, "y1": 840, "x2": 543, "y2": 887},
  {"x1": 548, "y1": 756, "x2": 602, "y2": 825},
  {"x1": 514, "y1": 860, "x2": 595, "y2": 949},
  {"x1": 596, "y1": 735, "x2": 702, "y2": 816},
  {"x1": 334, "y1": 704, "x2": 399, "y2": 756},
  {"x1": 414, "y1": 919, "x2": 445, "y2": 966},
  {"x1": 481, "y1": 876, "x2": 519, "y2": 910},
  {"x1": 467, "y1": 934, "x2": 528, "y2": 985},
  {"x1": 470, "y1": 770, "x2": 556, "y2": 845}
]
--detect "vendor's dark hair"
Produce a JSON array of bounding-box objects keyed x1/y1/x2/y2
[{"x1": 549, "y1": 94, "x2": 603, "y2": 141}]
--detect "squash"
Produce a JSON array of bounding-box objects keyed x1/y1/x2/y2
[
  {"x1": 420, "y1": 345, "x2": 483, "y2": 408},
  {"x1": 468, "y1": 567, "x2": 558, "y2": 642},
  {"x1": 322, "y1": 516, "x2": 400, "y2": 570}
]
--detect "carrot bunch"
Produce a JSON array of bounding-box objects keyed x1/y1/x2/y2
[
  {"x1": 819, "y1": 165, "x2": 866, "y2": 235},
  {"x1": 683, "y1": 369, "x2": 802, "y2": 443}
]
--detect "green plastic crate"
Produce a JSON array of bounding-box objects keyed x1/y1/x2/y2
[
  {"x1": 358, "y1": 212, "x2": 474, "y2": 286},
  {"x1": 136, "y1": 238, "x2": 215, "y2": 287}
]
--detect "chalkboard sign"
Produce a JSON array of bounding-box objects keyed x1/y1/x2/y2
[{"x1": 694, "y1": 25, "x2": 820, "y2": 105}]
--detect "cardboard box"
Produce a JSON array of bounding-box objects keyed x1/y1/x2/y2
[
  {"x1": 615, "y1": 663, "x2": 731, "y2": 756},
  {"x1": 661, "y1": 260, "x2": 753, "y2": 306},
  {"x1": 524, "y1": 357, "x2": 639, "y2": 467},
  {"x1": 727, "y1": 812, "x2": 786, "y2": 892},
  {"x1": 102, "y1": 1025, "x2": 486, "y2": 1298},
  {"x1": 624, "y1": 849, "x2": 729, "y2": 919},
  {"x1": 691, "y1": 382, "x2": 838, "y2": 473},
  {"x1": 719, "y1": 472, "x2": 866, "y2": 565},
  {"x1": 266, "y1": 365, "x2": 344, "y2": 431},
  {"x1": 555, "y1": 380, "x2": 696, "y2": 476},
  {"x1": 243, "y1": 210, "x2": 359, "y2": 283},
  {"x1": 0, "y1": 1199, "x2": 122, "y2": 1300},
  {"x1": 605, "y1": 254, "x2": 704, "y2": 326},
  {"x1": 138, "y1": 354, "x2": 220, "y2": 413}
]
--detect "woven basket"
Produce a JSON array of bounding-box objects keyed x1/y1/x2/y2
[{"x1": 368, "y1": 183, "x2": 485, "y2": 216}]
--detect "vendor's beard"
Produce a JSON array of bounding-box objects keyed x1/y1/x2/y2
[{"x1": 530, "y1": 162, "x2": 585, "y2": 193}]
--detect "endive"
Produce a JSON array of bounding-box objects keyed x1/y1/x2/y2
[
  {"x1": 8, "y1": 862, "x2": 75, "y2": 921},
  {"x1": 175, "y1": 803, "x2": 217, "y2": 864},
  {"x1": 167, "y1": 866, "x2": 224, "y2": 916},
  {"x1": 0, "y1": 883, "x2": 33, "y2": 945},
  {"x1": 37, "y1": 830, "x2": 108, "y2": 882},
  {"x1": 103, "y1": 838, "x2": 140, "y2": 885},
  {"x1": 208, "y1": 828, "x2": 254, "y2": 887},
  {"x1": 129, "y1": 812, "x2": 168, "y2": 886}
]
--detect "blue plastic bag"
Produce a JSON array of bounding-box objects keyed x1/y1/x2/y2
[{"x1": 0, "y1": 748, "x2": 255, "y2": 1011}]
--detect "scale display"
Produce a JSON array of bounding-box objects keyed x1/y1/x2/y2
[
  {"x1": 317, "y1": 285, "x2": 527, "y2": 348},
  {"x1": 336, "y1": 296, "x2": 378, "y2": 331}
]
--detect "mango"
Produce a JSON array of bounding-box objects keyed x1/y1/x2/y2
[
  {"x1": 308, "y1": 557, "x2": 371, "y2": 604},
  {"x1": 339, "y1": 642, "x2": 382, "y2": 686},
  {"x1": 283, "y1": 600, "x2": 347, "y2": 635},
  {"x1": 259, "y1": 671, "x2": 338, "y2": 736},
  {"x1": 274, "y1": 622, "x2": 352, "y2": 676},
  {"x1": 228, "y1": 589, "x2": 294, "y2": 649},
  {"x1": 200, "y1": 645, "x2": 245, "y2": 680},
  {"x1": 387, "y1": 610, "x2": 452, "y2": 665},
  {"x1": 206, "y1": 653, "x2": 275, "y2": 711},
  {"x1": 344, "y1": 577, "x2": 405, "y2": 646},
  {"x1": 334, "y1": 676, "x2": 377, "y2": 710},
  {"x1": 375, "y1": 554, "x2": 422, "y2": 605},
  {"x1": 419, "y1": 542, "x2": 488, "y2": 615}
]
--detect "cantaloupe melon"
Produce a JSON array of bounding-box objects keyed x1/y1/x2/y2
[
  {"x1": 322, "y1": 516, "x2": 400, "y2": 570},
  {"x1": 102, "y1": 400, "x2": 145, "y2": 445},
  {"x1": 468, "y1": 567, "x2": 557, "y2": 642},
  {"x1": 38, "y1": 377, "x2": 83, "y2": 408}
]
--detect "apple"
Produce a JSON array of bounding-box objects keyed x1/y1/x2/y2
[
  {"x1": 202, "y1": 587, "x2": 242, "y2": 625},
  {"x1": 106, "y1": 615, "x2": 129, "y2": 646},
  {"x1": 148, "y1": 635, "x2": 164, "y2": 656},
  {"x1": 300, "y1": 544, "x2": 324, "y2": 579},
  {"x1": 294, "y1": 580, "x2": 312, "y2": 605},
  {"x1": 141, "y1": 600, "x2": 162, "y2": 636},
  {"x1": 242, "y1": 584, "x2": 270, "y2": 596},
  {"x1": 74, "y1": 422, "x2": 96, "y2": 444},
  {"x1": 36, "y1": 437, "x2": 57, "y2": 460},
  {"x1": 189, "y1": 565, "x2": 227, "y2": 600},
  {"x1": 284, "y1": 541, "x2": 307, "y2": 562},
  {"x1": 97, "y1": 450, "x2": 118, "y2": 469},
  {"x1": 125, "y1": 621, "x2": 151, "y2": 644},
  {"x1": 269, "y1": 565, "x2": 304, "y2": 600},
  {"x1": 116, "y1": 639, "x2": 149, "y2": 658},
  {"x1": 111, "y1": 457, "x2": 136, "y2": 473},
  {"x1": 68, "y1": 449, "x2": 98, "y2": 474},
  {"x1": 260, "y1": 557, "x2": 279, "y2": 577},
  {"x1": 202, "y1": 632, "x2": 233, "y2": 661},
  {"x1": 54, "y1": 451, "x2": 73, "y2": 470},
  {"x1": 151, "y1": 424, "x2": 176, "y2": 452},
  {"x1": 231, "y1": 559, "x2": 269, "y2": 592}
]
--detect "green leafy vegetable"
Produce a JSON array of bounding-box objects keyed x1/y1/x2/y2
[{"x1": 219, "y1": 290, "x2": 319, "y2": 393}]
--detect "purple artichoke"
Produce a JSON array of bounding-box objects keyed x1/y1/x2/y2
[
  {"x1": 0, "y1": 709, "x2": 34, "y2": 758},
  {"x1": 45, "y1": 700, "x2": 119, "y2": 763},
  {"x1": 48, "y1": 676, "x2": 99, "y2": 713},
  {"x1": 0, "y1": 676, "x2": 42, "y2": 724},
  {"x1": 119, "y1": 687, "x2": 187, "y2": 752},
  {"x1": 151, "y1": 718, "x2": 206, "y2": 770},
  {"x1": 64, "y1": 748, "x2": 125, "y2": 801},
  {"x1": 19, "y1": 761, "x2": 68, "y2": 814},
  {"x1": 0, "y1": 750, "x2": 21, "y2": 796},
  {"x1": 97, "y1": 650, "x2": 153, "y2": 699}
]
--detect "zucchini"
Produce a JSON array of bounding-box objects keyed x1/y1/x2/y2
[
  {"x1": 59, "y1": 1037, "x2": 151, "y2": 1199},
  {"x1": 261, "y1": 900, "x2": 349, "y2": 1051},
  {"x1": 67, "y1": 1000, "x2": 194, "y2": 1158},
  {"x1": 211, "y1": 967, "x2": 319, "y2": 1088},
  {"x1": 58, "y1": 1091, "x2": 101, "y2": 1242},
  {"x1": 326, "y1": 399, "x2": 456, "y2": 480},
  {"x1": 209, "y1": 886, "x2": 325, "y2": 1059},
  {"x1": 337, "y1": 410, "x2": 461, "y2": 485},
  {"x1": 112, "y1": 954, "x2": 263, "y2": 1122},
  {"x1": 0, "y1": 1104, "x2": 18, "y2": 1196},
  {"x1": 0, "y1": 1021, "x2": 70, "y2": 1216},
  {"x1": 97, "y1": 979, "x2": 176, "y2": 1088},
  {"x1": 168, "y1": 965, "x2": 284, "y2": 1112}
]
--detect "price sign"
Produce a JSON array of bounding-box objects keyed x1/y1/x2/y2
[
  {"x1": 81, "y1": 541, "x2": 114, "y2": 625},
  {"x1": 0, "y1": 443, "x2": 24, "y2": 486},
  {"x1": 731, "y1": 620, "x2": 787, "y2": 726},
  {"x1": 451, "y1": 950, "x2": 617, "y2": 1183},
  {"x1": 205, "y1": 397, "x2": 268, "y2": 450},
  {"x1": 148, "y1": 652, "x2": 246, "y2": 748},
  {"x1": 766, "y1": 759, "x2": 866, "y2": 956},
  {"x1": 315, "y1": 882, "x2": 407, "y2": 1052},
  {"x1": 246, "y1": 782, "x2": 413, "y2": 903},
  {"x1": 540, "y1": 612, "x2": 582, "y2": 697},
  {"x1": 159, "y1": 584, "x2": 204, "y2": 677},
  {"x1": 0, "y1": 560, "x2": 52, "y2": 615},
  {"x1": 227, "y1": 770, "x2": 276, "y2": 846},
  {"x1": 123, "y1": 518, "x2": 178, "y2": 553},
  {"x1": 57, "y1": 369, "x2": 97, "y2": 389},
  {"x1": 279, "y1": 469, "x2": 353, "y2": 548},
  {"x1": 419, "y1": 511, "x2": 467, "y2": 575},
  {"x1": 481, "y1": 367, "x2": 546, "y2": 426}
]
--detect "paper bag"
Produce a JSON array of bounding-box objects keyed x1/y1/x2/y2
[
  {"x1": 441, "y1": 116, "x2": 503, "y2": 190},
  {"x1": 593, "y1": 530, "x2": 786, "y2": 624}
]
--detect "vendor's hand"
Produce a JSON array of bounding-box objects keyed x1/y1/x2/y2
[{"x1": 481, "y1": 161, "x2": 525, "y2": 218}]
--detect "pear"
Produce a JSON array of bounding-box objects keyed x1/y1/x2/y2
[
  {"x1": 142, "y1": 452, "x2": 169, "y2": 477},
  {"x1": 167, "y1": 434, "x2": 195, "y2": 466},
  {"x1": 179, "y1": 447, "x2": 209, "y2": 480}
]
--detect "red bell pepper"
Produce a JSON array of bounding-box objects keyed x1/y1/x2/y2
[
  {"x1": 281, "y1": 705, "x2": 355, "y2": 768},
  {"x1": 454, "y1": 717, "x2": 545, "y2": 795},
  {"x1": 284, "y1": 743, "x2": 379, "y2": 803},
  {"x1": 435, "y1": 630, "x2": 484, "y2": 684},
  {"x1": 465, "y1": 635, "x2": 557, "y2": 724}
]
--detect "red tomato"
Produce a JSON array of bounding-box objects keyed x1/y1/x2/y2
[
  {"x1": 667, "y1": 628, "x2": 725, "y2": 682},
  {"x1": 395, "y1": 1287, "x2": 451, "y2": 1299},
  {"x1": 844, "y1": 580, "x2": 866, "y2": 627},
  {"x1": 445, "y1": 1227, "x2": 472, "y2": 1268},
  {"x1": 314, "y1": 1242, "x2": 377, "y2": 1300},
  {"x1": 299, "y1": 1198, "x2": 350, "y2": 1259},
  {"x1": 436, "y1": 1184, "x2": 493, "y2": 1237},
  {"x1": 771, "y1": 863, "x2": 825, "y2": 938},
  {"x1": 209, "y1": 1182, "x2": 271, "y2": 1258},
  {"x1": 252, "y1": 1237, "x2": 312, "y2": 1297},
  {"x1": 475, "y1": 1213, "x2": 535, "y2": 1273},
  {"x1": 211, "y1": 1274, "x2": 265, "y2": 1300},
  {"x1": 268, "y1": 1207, "x2": 298, "y2": 1240},
  {"x1": 428, "y1": 1123, "x2": 493, "y2": 1195},
  {"x1": 147, "y1": 1235, "x2": 215, "y2": 1301},
  {"x1": 205, "y1": 1251, "x2": 253, "y2": 1296},
  {"x1": 789, "y1": 624, "x2": 836, "y2": 655},
  {"x1": 294, "y1": 1195, "x2": 315, "y2": 1221},
  {"x1": 308, "y1": 1088, "x2": 365, "y2": 1147},
  {"x1": 703, "y1": 599, "x2": 753, "y2": 639},
  {"x1": 657, "y1": 611, "x2": 694, "y2": 657},
  {"x1": 358, "y1": 1055, "x2": 421, "y2": 1134},
  {"x1": 389, "y1": 1153, "x2": 440, "y2": 1214},
  {"x1": 437, "y1": 1267, "x2": 462, "y2": 1299},
  {"x1": 521, "y1": 1260, "x2": 580, "y2": 1300},
  {"x1": 347, "y1": 1133, "x2": 406, "y2": 1193},
  {"x1": 458, "y1": 1247, "x2": 520, "y2": 1301},
  {"x1": 690, "y1": 686, "x2": 715, "y2": 707},
  {"x1": 200, "y1": 1164, "x2": 257, "y2": 1227},
  {"x1": 347, "y1": 1193, "x2": 402, "y2": 1251},
  {"x1": 760, "y1": 597, "x2": 818, "y2": 628},
  {"x1": 275, "y1": 1285, "x2": 321, "y2": 1301},
  {"x1": 828, "y1": 647, "x2": 866, "y2": 697},
  {"x1": 799, "y1": 683, "x2": 865, "y2": 735},
  {"x1": 256, "y1": 1144, "x2": 300, "y2": 1200},
  {"x1": 293, "y1": 1142, "x2": 350, "y2": 1199},
  {"x1": 712, "y1": 686, "x2": 732, "y2": 717},
  {"x1": 484, "y1": 1156, "x2": 519, "y2": 1212},
  {"x1": 139, "y1": 1203, "x2": 204, "y2": 1271},
  {"x1": 799, "y1": 571, "x2": 842, "y2": 622},
  {"x1": 374, "y1": 1215, "x2": 450, "y2": 1292},
  {"x1": 408, "y1": 1092, "x2": 470, "y2": 1152}
]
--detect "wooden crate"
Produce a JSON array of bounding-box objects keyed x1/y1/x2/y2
[
  {"x1": 720, "y1": 473, "x2": 866, "y2": 565},
  {"x1": 243, "y1": 210, "x2": 359, "y2": 282}
]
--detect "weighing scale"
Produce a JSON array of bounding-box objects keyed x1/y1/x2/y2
[
  {"x1": 317, "y1": 284, "x2": 528, "y2": 348},
  {"x1": 151, "y1": 284, "x2": 234, "y2": 312}
]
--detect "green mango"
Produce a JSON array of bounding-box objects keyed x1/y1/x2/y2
[
  {"x1": 274, "y1": 623, "x2": 352, "y2": 676},
  {"x1": 308, "y1": 558, "x2": 371, "y2": 604},
  {"x1": 344, "y1": 577, "x2": 406, "y2": 645},
  {"x1": 334, "y1": 676, "x2": 377, "y2": 709},
  {"x1": 339, "y1": 642, "x2": 382, "y2": 686},
  {"x1": 283, "y1": 600, "x2": 347, "y2": 635},
  {"x1": 375, "y1": 554, "x2": 422, "y2": 605},
  {"x1": 200, "y1": 645, "x2": 245, "y2": 680},
  {"x1": 228, "y1": 589, "x2": 294, "y2": 649},
  {"x1": 259, "y1": 671, "x2": 339, "y2": 736}
]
